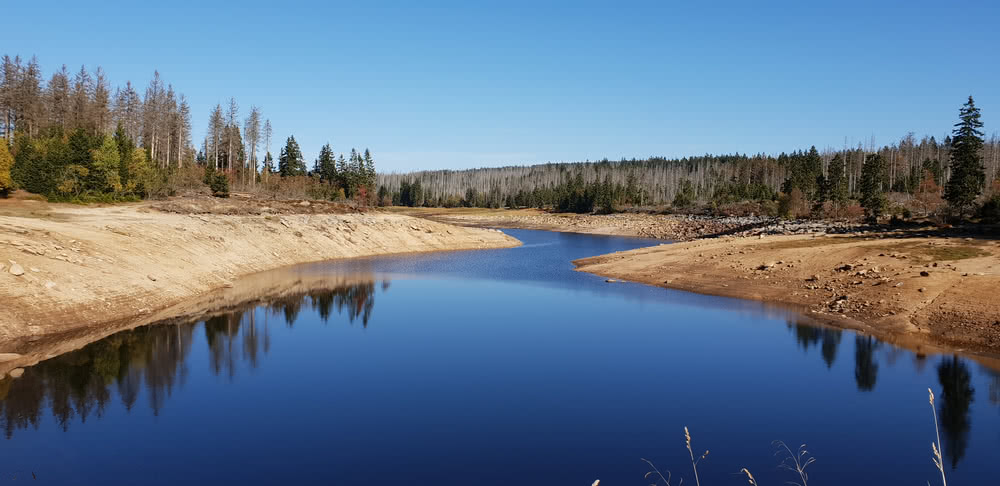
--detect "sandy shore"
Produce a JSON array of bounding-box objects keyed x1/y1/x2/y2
[
  {"x1": 0, "y1": 196, "x2": 519, "y2": 369},
  {"x1": 574, "y1": 233, "x2": 1000, "y2": 354}
]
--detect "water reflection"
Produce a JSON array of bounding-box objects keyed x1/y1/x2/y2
[
  {"x1": 788, "y1": 322, "x2": 843, "y2": 369},
  {"x1": 938, "y1": 356, "x2": 974, "y2": 469},
  {"x1": 0, "y1": 280, "x2": 383, "y2": 439},
  {"x1": 854, "y1": 336, "x2": 880, "y2": 392}
]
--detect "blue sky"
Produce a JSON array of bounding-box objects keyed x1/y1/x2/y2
[{"x1": 4, "y1": 1, "x2": 998, "y2": 172}]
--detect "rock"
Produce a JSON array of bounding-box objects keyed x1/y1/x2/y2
[
  {"x1": 30, "y1": 267, "x2": 39, "y2": 273},
  {"x1": 299, "y1": 201, "x2": 311, "y2": 207},
  {"x1": 605, "y1": 279, "x2": 618, "y2": 283},
  {"x1": 147, "y1": 274, "x2": 157, "y2": 281},
  {"x1": 294, "y1": 231, "x2": 304, "y2": 237},
  {"x1": 920, "y1": 271, "x2": 930, "y2": 277},
  {"x1": 8, "y1": 368, "x2": 24, "y2": 379},
  {"x1": 9, "y1": 263, "x2": 24, "y2": 276},
  {"x1": 44, "y1": 281, "x2": 56, "y2": 289},
  {"x1": 919, "y1": 287, "x2": 926, "y2": 293}
]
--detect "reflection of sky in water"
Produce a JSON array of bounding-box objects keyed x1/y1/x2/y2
[{"x1": 1, "y1": 229, "x2": 998, "y2": 485}]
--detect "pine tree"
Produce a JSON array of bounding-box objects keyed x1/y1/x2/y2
[
  {"x1": 278, "y1": 135, "x2": 305, "y2": 177},
  {"x1": 317, "y1": 143, "x2": 336, "y2": 182},
  {"x1": 261, "y1": 151, "x2": 275, "y2": 174},
  {"x1": 363, "y1": 148, "x2": 375, "y2": 187},
  {"x1": 826, "y1": 153, "x2": 848, "y2": 204},
  {"x1": 860, "y1": 153, "x2": 887, "y2": 223},
  {"x1": 944, "y1": 96, "x2": 986, "y2": 216},
  {"x1": 113, "y1": 122, "x2": 133, "y2": 184}
]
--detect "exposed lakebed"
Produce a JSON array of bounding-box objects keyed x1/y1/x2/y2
[{"x1": 2, "y1": 229, "x2": 998, "y2": 484}]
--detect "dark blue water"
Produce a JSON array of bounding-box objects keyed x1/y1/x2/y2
[{"x1": 2, "y1": 229, "x2": 997, "y2": 485}]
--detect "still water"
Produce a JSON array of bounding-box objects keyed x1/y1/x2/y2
[{"x1": 2, "y1": 229, "x2": 998, "y2": 485}]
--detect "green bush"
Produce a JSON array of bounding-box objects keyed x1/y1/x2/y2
[{"x1": 210, "y1": 172, "x2": 230, "y2": 198}]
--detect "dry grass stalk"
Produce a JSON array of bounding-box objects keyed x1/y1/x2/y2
[
  {"x1": 929, "y1": 388, "x2": 948, "y2": 486},
  {"x1": 774, "y1": 441, "x2": 815, "y2": 486},
  {"x1": 739, "y1": 468, "x2": 759, "y2": 486},
  {"x1": 685, "y1": 426, "x2": 708, "y2": 486}
]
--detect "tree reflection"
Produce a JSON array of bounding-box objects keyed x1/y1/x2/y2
[
  {"x1": 937, "y1": 355, "x2": 974, "y2": 470},
  {"x1": 0, "y1": 280, "x2": 382, "y2": 438},
  {"x1": 787, "y1": 322, "x2": 842, "y2": 369},
  {"x1": 790, "y1": 323, "x2": 821, "y2": 350},
  {"x1": 854, "y1": 336, "x2": 879, "y2": 392},
  {"x1": 820, "y1": 329, "x2": 842, "y2": 368}
]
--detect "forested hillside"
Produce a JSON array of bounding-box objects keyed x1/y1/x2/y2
[
  {"x1": 0, "y1": 54, "x2": 376, "y2": 202},
  {"x1": 379, "y1": 103, "x2": 1000, "y2": 221}
]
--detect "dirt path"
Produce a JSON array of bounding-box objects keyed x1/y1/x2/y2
[
  {"x1": 0, "y1": 196, "x2": 519, "y2": 367},
  {"x1": 574, "y1": 233, "x2": 1000, "y2": 354}
]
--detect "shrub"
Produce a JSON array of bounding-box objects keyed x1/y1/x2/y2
[{"x1": 210, "y1": 172, "x2": 230, "y2": 198}]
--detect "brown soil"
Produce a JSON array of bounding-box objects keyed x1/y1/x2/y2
[
  {"x1": 573, "y1": 232, "x2": 1000, "y2": 354},
  {"x1": 0, "y1": 193, "x2": 519, "y2": 372}
]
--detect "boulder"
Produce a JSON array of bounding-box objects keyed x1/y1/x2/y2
[{"x1": 9, "y1": 263, "x2": 24, "y2": 276}]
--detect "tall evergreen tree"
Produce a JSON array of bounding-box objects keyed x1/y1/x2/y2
[
  {"x1": 944, "y1": 96, "x2": 986, "y2": 216},
  {"x1": 261, "y1": 151, "x2": 275, "y2": 174},
  {"x1": 316, "y1": 143, "x2": 336, "y2": 183},
  {"x1": 363, "y1": 148, "x2": 375, "y2": 187},
  {"x1": 113, "y1": 121, "x2": 133, "y2": 183},
  {"x1": 826, "y1": 153, "x2": 848, "y2": 204},
  {"x1": 860, "y1": 153, "x2": 887, "y2": 223},
  {"x1": 278, "y1": 135, "x2": 305, "y2": 177}
]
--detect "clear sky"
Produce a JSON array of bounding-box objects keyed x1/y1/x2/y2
[{"x1": 4, "y1": 1, "x2": 998, "y2": 172}]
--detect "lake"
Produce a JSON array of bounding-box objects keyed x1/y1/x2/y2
[{"x1": 1, "y1": 229, "x2": 997, "y2": 485}]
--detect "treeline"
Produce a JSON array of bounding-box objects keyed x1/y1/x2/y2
[
  {"x1": 379, "y1": 98, "x2": 999, "y2": 222},
  {"x1": 0, "y1": 54, "x2": 377, "y2": 203}
]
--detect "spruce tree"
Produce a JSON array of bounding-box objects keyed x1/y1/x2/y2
[
  {"x1": 278, "y1": 136, "x2": 305, "y2": 177},
  {"x1": 261, "y1": 151, "x2": 274, "y2": 174},
  {"x1": 826, "y1": 153, "x2": 848, "y2": 204},
  {"x1": 363, "y1": 149, "x2": 375, "y2": 187},
  {"x1": 944, "y1": 96, "x2": 986, "y2": 216},
  {"x1": 860, "y1": 153, "x2": 887, "y2": 223},
  {"x1": 113, "y1": 122, "x2": 134, "y2": 184},
  {"x1": 317, "y1": 143, "x2": 336, "y2": 183}
]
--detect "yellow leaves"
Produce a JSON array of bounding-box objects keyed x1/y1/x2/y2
[{"x1": 0, "y1": 141, "x2": 13, "y2": 193}]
